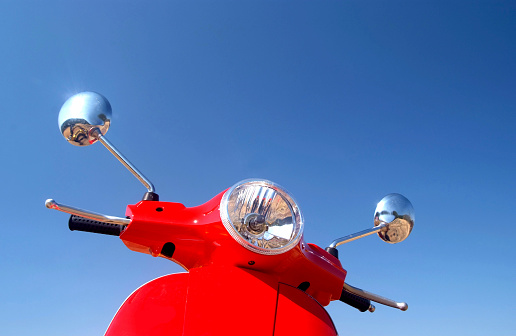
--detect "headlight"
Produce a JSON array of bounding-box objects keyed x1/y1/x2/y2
[{"x1": 220, "y1": 179, "x2": 304, "y2": 255}]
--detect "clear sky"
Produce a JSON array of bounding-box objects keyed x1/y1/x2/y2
[{"x1": 1, "y1": 1, "x2": 514, "y2": 335}]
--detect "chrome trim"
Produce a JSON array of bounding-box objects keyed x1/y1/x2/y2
[
  {"x1": 342, "y1": 282, "x2": 408, "y2": 311},
  {"x1": 45, "y1": 199, "x2": 130, "y2": 226}
]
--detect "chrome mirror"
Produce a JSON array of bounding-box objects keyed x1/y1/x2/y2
[
  {"x1": 56, "y1": 91, "x2": 158, "y2": 200},
  {"x1": 374, "y1": 193, "x2": 414, "y2": 244},
  {"x1": 58, "y1": 91, "x2": 111, "y2": 146},
  {"x1": 327, "y1": 193, "x2": 415, "y2": 255}
]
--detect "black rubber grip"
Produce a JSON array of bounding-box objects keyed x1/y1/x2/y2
[
  {"x1": 68, "y1": 215, "x2": 124, "y2": 236},
  {"x1": 339, "y1": 289, "x2": 372, "y2": 312}
]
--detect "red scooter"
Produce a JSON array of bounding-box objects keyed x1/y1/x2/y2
[{"x1": 46, "y1": 92, "x2": 415, "y2": 336}]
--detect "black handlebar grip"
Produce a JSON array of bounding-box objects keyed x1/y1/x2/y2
[
  {"x1": 68, "y1": 215, "x2": 124, "y2": 236},
  {"x1": 339, "y1": 289, "x2": 372, "y2": 312}
]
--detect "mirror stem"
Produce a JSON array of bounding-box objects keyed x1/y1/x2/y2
[
  {"x1": 328, "y1": 223, "x2": 387, "y2": 249},
  {"x1": 93, "y1": 129, "x2": 156, "y2": 194}
]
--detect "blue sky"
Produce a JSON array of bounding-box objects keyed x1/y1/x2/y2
[{"x1": 1, "y1": 1, "x2": 514, "y2": 335}]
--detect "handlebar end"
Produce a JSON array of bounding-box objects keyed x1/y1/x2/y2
[
  {"x1": 45, "y1": 199, "x2": 57, "y2": 209},
  {"x1": 398, "y1": 302, "x2": 408, "y2": 311}
]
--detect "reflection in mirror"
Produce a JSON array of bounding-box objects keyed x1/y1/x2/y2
[
  {"x1": 58, "y1": 92, "x2": 112, "y2": 146},
  {"x1": 374, "y1": 193, "x2": 414, "y2": 244}
]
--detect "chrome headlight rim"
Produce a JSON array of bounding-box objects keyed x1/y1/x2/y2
[{"x1": 220, "y1": 179, "x2": 304, "y2": 255}]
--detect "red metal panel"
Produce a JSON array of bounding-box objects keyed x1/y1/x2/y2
[
  {"x1": 182, "y1": 266, "x2": 279, "y2": 336},
  {"x1": 274, "y1": 283, "x2": 338, "y2": 336},
  {"x1": 104, "y1": 265, "x2": 342, "y2": 336},
  {"x1": 105, "y1": 273, "x2": 188, "y2": 336}
]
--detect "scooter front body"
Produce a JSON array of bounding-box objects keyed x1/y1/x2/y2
[{"x1": 106, "y1": 192, "x2": 346, "y2": 335}]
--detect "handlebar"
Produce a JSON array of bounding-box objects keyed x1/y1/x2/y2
[
  {"x1": 45, "y1": 199, "x2": 130, "y2": 225},
  {"x1": 340, "y1": 289, "x2": 375, "y2": 312},
  {"x1": 342, "y1": 282, "x2": 408, "y2": 311},
  {"x1": 69, "y1": 215, "x2": 124, "y2": 236}
]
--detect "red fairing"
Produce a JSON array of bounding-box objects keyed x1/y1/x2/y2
[
  {"x1": 109, "y1": 190, "x2": 347, "y2": 335},
  {"x1": 120, "y1": 191, "x2": 228, "y2": 270},
  {"x1": 275, "y1": 283, "x2": 338, "y2": 336},
  {"x1": 105, "y1": 273, "x2": 189, "y2": 336},
  {"x1": 106, "y1": 267, "x2": 338, "y2": 336}
]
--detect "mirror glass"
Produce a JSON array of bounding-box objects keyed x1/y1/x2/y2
[
  {"x1": 374, "y1": 193, "x2": 414, "y2": 244},
  {"x1": 58, "y1": 91, "x2": 112, "y2": 146}
]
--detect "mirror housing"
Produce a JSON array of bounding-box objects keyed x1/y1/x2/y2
[
  {"x1": 374, "y1": 193, "x2": 414, "y2": 244},
  {"x1": 58, "y1": 91, "x2": 111, "y2": 146}
]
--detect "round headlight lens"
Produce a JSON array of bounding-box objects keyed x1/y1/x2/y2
[{"x1": 220, "y1": 179, "x2": 304, "y2": 255}]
